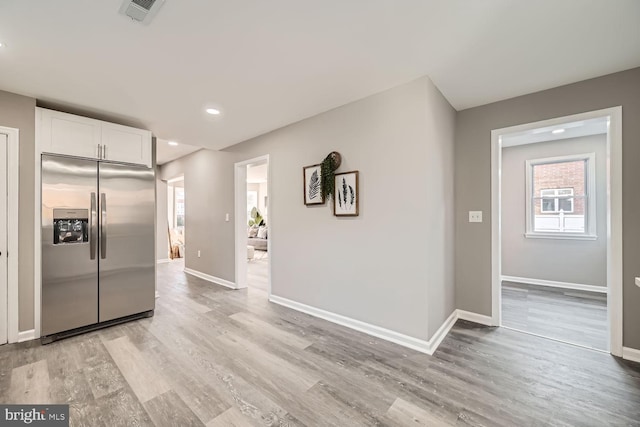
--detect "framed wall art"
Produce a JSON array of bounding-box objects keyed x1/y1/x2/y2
[
  {"x1": 334, "y1": 171, "x2": 359, "y2": 216},
  {"x1": 303, "y1": 164, "x2": 324, "y2": 205}
]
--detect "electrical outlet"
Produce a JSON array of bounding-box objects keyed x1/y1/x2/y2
[
  {"x1": 225, "y1": 213, "x2": 229, "y2": 222},
  {"x1": 197, "y1": 250, "x2": 201, "y2": 258},
  {"x1": 469, "y1": 211, "x2": 483, "y2": 223}
]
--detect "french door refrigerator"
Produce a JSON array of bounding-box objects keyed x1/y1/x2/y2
[{"x1": 41, "y1": 154, "x2": 155, "y2": 343}]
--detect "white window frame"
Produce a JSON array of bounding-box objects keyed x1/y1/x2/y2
[
  {"x1": 525, "y1": 153, "x2": 596, "y2": 240},
  {"x1": 540, "y1": 188, "x2": 574, "y2": 213}
]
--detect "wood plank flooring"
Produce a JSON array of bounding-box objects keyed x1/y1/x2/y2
[
  {"x1": 247, "y1": 251, "x2": 269, "y2": 291},
  {"x1": 1, "y1": 261, "x2": 639, "y2": 426},
  {"x1": 502, "y1": 281, "x2": 608, "y2": 350}
]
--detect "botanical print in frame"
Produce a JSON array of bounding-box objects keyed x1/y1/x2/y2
[
  {"x1": 334, "y1": 171, "x2": 359, "y2": 216},
  {"x1": 303, "y1": 164, "x2": 324, "y2": 205}
]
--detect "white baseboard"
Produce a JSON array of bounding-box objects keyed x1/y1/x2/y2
[
  {"x1": 268, "y1": 295, "x2": 481, "y2": 355},
  {"x1": 269, "y1": 295, "x2": 435, "y2": 354},
  {"x1": 456, "y1": 309, "x2": 493, "y2": 326},
  {"x1": 184, "y1": 268, "x2": 236, "y2": 289},
  {"x1": 17, "y1": 329, "x2": 36, "y2": 343},
  {"x1": 156, "y1": 258, "x2": 171, "y2": 264},
  {"x1": 427, "y1": 310, "x2": 459, "y2": 352},
  {"x1": 501, "y1": 275, "x2": 607, "y2": 294},
  {"x1": 622, "y1": 347, "x2": 640, "y2": 364}
]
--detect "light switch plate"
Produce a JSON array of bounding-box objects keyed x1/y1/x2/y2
[
  {"x1": 469, "y1": 211, "x2": 483, "y2": 223},
  {"x1": 635, "y1": 277, "x2": 640, "y2": 288}
]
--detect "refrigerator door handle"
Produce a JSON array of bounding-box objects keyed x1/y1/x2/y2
[
  {"x1": 100, "y1": 193, "x2": 107, "y2": 259},
  {"x1": 90, "y1": 192, "x2": 97, "y2": 260}
]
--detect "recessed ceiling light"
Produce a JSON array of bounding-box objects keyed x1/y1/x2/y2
[
  {"x1": 552, "y1": 129, "x2": 565, "y2": 134},
  {"x1": 206, "y1": 108, "x2": 221, "y2": 115},
  {"x1": 168, "y1": 141, "x2": 179, "y2": 146},
  {"x1": 0, "y1": 42, "x2": 5, "y2": 48}
]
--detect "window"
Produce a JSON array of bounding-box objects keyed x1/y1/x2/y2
[
  {"x1": 540, "y1": 188, "x2": 574, "y2": 213},
  {"x1": 175, "y1": 187, "x2": 185, "y2": 228},
  {"x1": 247, "y1": 190, "x2": 258, "y2": 224},
  {"x1": 525, "y1": 153, "x2": 596, "y2": 239}
]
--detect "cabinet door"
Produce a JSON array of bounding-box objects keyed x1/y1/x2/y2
[
  {"x1": 101, "y1": 123, "x2": 152, "y2": 167},
  {"x1": 39, "y1": 108, "x2": 101, "y2": 159}
]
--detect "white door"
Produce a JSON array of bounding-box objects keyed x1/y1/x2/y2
[{"x1": 0, "y1": 134, "x2": 7, "y2": 345}]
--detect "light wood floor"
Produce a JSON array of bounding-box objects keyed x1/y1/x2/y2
[
  {"x1": 502, "y1": 281, "x2": 608, "y2": 351},
  {"x1": 1, "y1": 261, "x2": 639, "y2": 426},
  {"x1": 247, "y1": 251, "x2": 269, "y2": 292}
]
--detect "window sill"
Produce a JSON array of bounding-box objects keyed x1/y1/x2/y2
[{"x1": 524, "y1": 232, "x2": 597, "y2": 241}]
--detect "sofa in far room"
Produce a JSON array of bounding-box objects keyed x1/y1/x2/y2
[{"x1": 248, "y1": 225, "x2": 268, "y2": 251}]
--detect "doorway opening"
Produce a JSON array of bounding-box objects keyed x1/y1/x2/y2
[
  {"x1": 234, "y1": 155, "x2": 271, "y2": 294},
  {"x1": 246, "y1": 162, "x2": 269, "y2": 292},
  {"x1": 167, "y1": 176, "x2": 185, "y2": 261},
  {"x1": 491, "y1": 107, "x2": 622, "y2": 355}
]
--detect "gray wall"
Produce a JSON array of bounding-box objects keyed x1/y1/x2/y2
[
  {"x1": 156, "y1": 173, "x2": 169, "y2": 260},
  {"x1": 0, "y1": 87, "x2": 159, "y2": 332},
  {"x1": 0, "y1": 90, "x2": 36, "y2": 331},
  {"x1": 502, "y1": 135, "x2": 607, "y2": 286},
  {"x1": 225, "y1": 76, "x2": 456, "y2": 341},
  {"x1": 455, "y1": 67, "x2": 640, "y2": 349},
  {"x1": 159, "y1": 150, "x2": 236, "y2": 281}
]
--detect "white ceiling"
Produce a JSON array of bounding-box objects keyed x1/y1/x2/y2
[
  {"x1": 502, "y1": 117, "x2": 608, "y2": 148},
  {"x1": 247, "y1": 163, "x2": 268, "y2": 183},
  {"x1": 156, "y1": 138, "x2": 201, "y2": 165},
  {"x1": 0, "y1": 1, "x2": 639, "y2": 151}
]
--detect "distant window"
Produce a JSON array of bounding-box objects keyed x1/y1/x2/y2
[
  {"x1": 175, "y1": 187, "x2": 185, "y2": 228},
  {"x1": 540, "y1": 188, "x2": 574, "y2": 213},
  {"x1": 525, "y1": 153, "x2": 596, "y2": 239},
  {"x1": 247, "y1": 191, "x2": 258, "y2": 224}
]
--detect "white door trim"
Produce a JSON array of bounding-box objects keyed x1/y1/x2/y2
[
  {"x1": 34, "y1": 109, "x2": 42, "y2": 339},
  {"x1": 491, "y1": 106, "x2": 623, "y2": 356},
  {"x1": 0, "y1": 126, "x2": 20, "y2": 344},
  {"x1": 234, "y1": 155, "x2": 271, "y2": 295}
]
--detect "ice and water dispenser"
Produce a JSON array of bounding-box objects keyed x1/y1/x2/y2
[{"x1": 52, "y1": 209, "x2": 89, "y2": 244}]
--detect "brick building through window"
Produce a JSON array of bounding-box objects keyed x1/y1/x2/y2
[
  {"x1": 534, "y1": 160, "x2": 585, "y2": 214},
  {"x1": 526, "y1": 154, "x2": 595, "y2": 236}
]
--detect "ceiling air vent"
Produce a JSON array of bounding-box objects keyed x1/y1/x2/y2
[{"x1": 119, "y1": 0, "x2": 165, "y2": 25}]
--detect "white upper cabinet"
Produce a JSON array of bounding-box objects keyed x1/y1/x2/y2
[
  {"x1": 101, "y1": 122, "x2": 152, "y2": 167},
  {"x1": 39, "y1": 109, "x2": 102, "y2": 160},
  {"x1": 37, "y1": 108, "x2": 152, "y2": 167}
]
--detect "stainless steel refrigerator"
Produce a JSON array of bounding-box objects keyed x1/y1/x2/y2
[{"x1": 41, "y1": 154, "x2": 155, "y2": 343}]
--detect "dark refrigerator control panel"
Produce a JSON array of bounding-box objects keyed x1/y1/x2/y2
[{"x1": 53, "y1": 208, "x2": 89, "y2": 245}]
